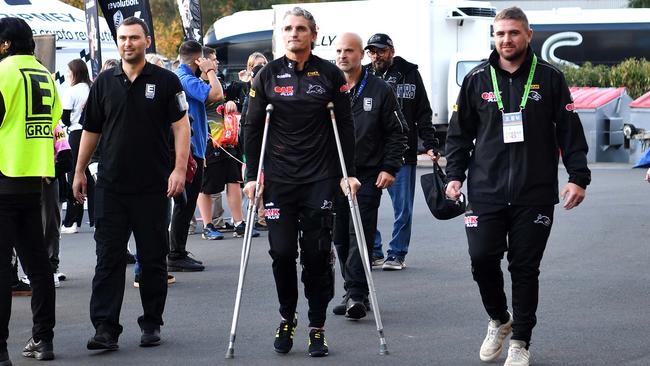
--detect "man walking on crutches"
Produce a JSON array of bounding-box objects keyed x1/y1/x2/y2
[
  {"x1": 332, "y1": 33, "x2": 407, "y2": 320},
  {"x1": 243, "y1": 7, "x2": 357, "y2": 357}
]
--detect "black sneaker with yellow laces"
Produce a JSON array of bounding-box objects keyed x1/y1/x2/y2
[
  {"x1": 273, "y1": 315, "x2": 297, "y2": 354},
  {"x1": 308, "y1": 329, "x2": 329, "y2": 357}
]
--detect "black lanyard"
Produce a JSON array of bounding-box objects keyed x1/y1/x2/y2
[{"x1": 350, "y1": 69, "x2": 369, "y2": 107}]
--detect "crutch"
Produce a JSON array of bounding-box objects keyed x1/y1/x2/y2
[
  {"x1": 225, "y1": 103, "x2": 273, "y2": 359},
  {"x1": 326, "y1": 102, "x2": 389, "y2": 355}
]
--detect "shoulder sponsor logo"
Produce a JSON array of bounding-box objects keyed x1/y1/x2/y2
[
  {"x1": 145, "y1": 83, "x2": 156, "y2": 99},
  {"x1": 528, "y1": 90, "x2": 542, "y2": 102},
  {"x1": 533, "y1": 214, "x2": 551, "y2": 227},
  {"x1": 249, "y1": 88, "x2": 256, "y2": 98},
  {"x1": 339, "y1": 84, "x2": 350, "y2": 93},
  {"x1": 363, "y1": 97, "x2": 373, "y2": 111},
  {"x1": 464, "y1": 215, "x2": 478, "y2": 228},
  {"x1": 396, "y1": 83, "x2": 416, "y2": 99},
  {"x1": 565, "y1": 102, "x2": 576, "y2": 112},
  {"x1": 306, "y1": 84, "x2": 326, "y2": 95},
  {"x1": 274, "y1": 85, "x2": 294, "y2": 96},
  {"x1": 481, "y1": 91, "x2": 497, "y2": 103},
  {"x1": 531, "y1": 84, "x2": 540, "y2": 90},
  {"x1": 307, "y1": 71, "x2": 320, "y2": 77},
  {"x1": 276, "y1": 73, "x2": 291, "y2": 79}
]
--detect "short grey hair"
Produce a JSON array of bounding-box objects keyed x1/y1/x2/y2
[{"x1": 283, "y1": 7, "x2": 317, "y2": 34}]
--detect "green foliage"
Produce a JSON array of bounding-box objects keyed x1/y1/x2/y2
[
  {"x1": 60, "y1": 0, "x2": 341, "y2": 59},
  {"x1": 562, "y1": 59, "x2": 650, "y2": 99},
  {"x1": 629, "y1": 0, "x2": 650, "y2": 7}
]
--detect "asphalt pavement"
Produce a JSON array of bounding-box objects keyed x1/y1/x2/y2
[{"x1": 6, "y1": 163, "x2": 650, "y2": 366}]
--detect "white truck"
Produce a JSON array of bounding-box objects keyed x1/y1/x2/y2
[
  {"x1": 0, "y1": 0, "x2": 118, "y2": 95},
  {"x1": 207, "y1": 0, "x2": 496, "y2": 141}
]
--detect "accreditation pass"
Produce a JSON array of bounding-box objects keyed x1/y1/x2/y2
[{"x1": 502, "y1": 111, "x2": 524, "y2": 143}]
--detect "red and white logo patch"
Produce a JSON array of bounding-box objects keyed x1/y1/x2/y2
[
  {"x1": 339, "y1": 84, "x2": 350, "y2": 93},
  {"x1": 464, "y1": 215, "x2": 478, "y2": 228},
  {"x1": 481, "y1": 91, "x2": 497, "y2": 103},
  {"x1": 274, "y1": 86, "x2": 294, "y2": 96},
  {"x1": 565, "y1": 103, "x2": 576, "y2": 112},
  {"x1": 265, "y1": 208, "x2": 281, "y2": 220}
]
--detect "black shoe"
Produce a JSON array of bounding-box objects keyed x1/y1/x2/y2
[
  {"x1": 332, "y1": 293, "x2": 348, "y2": 316},
  {"x1": 0, "y1": 350, "x2": 11, "y2": 366},
  {"x1": 308, "y1": 329, "x2": 329, "y2": 357},
  {"x1": 274, "y1": 315, "x2": 297, "y2": 354},
  {"x1": 140, "y1": 328, "x2": 161, "y2": 347},
  {"x1": 22, "y1": 338, "x2": 54, "y2": 360},
  {"x1": 11, "y1": 280, "x2": 32, "y2": 297},
  {"x1": 87, "y1": 331, "x2": 119, "y2": 351},
  {"x1": 254, "y1": 222, "x2": 268, "y2": 231},
  {"x1": 185, "y1": 252, "x2": 203, "y2": 265},
  {"x1": 215, "y1": 222, "x2": 236, "y2": 233},
  {"x1": 167, "y1": 256, "x2": 205, "y2": 272},
  {"x1": 345, "y1": 298, "x2": 367, "y2": 320}
]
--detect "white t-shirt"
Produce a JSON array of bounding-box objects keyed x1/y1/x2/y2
[{"x1": 62, "y1": 83, "x2": 90, "y2": 132}]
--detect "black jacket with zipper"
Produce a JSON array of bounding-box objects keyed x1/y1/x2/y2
[
  {"x1": 369, "y1": 56, "x2": 438, "y2": 164},
  {"x1": 350, "y1": 68, "x2": 407, "y2": 177},
  {"x1": 445, "y1": 47, "x2": 591, "y2": 206},
  {"x1": 245, "y1": 54, "x2": 355, "y2": 183}
]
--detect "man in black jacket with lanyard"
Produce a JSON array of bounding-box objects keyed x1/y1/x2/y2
[
  {"x1": 365, "y1": 33, "x2": 439, "y2": 271},
  {"x1": 332, "y1": 32, "x2": 406, "y2": 320},
  {"x1": 445, "y1": 7, "x2": 590, "y2": 366},
  {"x1": 244, "y1": 7, "x2": 357, "y2": 358}
]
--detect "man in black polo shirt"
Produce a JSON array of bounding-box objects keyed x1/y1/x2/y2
[{"x1": 72, "y1": 17, "x2": 190, "y2": 350}]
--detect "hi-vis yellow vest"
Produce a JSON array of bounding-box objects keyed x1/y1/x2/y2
[{"x1": 0, "y1": 55, "x2": 62, "y2": 177}]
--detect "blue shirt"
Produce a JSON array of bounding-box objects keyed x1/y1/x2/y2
[{"x1": 175, "y1": 64, "x2": 210, "y2": 159}]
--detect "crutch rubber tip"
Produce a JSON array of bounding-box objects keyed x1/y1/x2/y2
[
  {"x1": 379, "y1": 344, "x2": 389, "y2": 355},
  {"x1": 225, "y1": 348, "x2": 234, "y2": 359}
]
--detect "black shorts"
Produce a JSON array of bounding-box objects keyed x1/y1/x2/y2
[{"x1": 201, "y1": 158, "x2": 242, "y2": 195}]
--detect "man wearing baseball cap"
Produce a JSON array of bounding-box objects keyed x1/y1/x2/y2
[{"x1": 365, "y1": 33, "x2": 439, "y2": 271}]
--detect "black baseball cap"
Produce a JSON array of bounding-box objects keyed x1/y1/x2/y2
[{"x1": 364, "y1": 33, "x2": 394, "y2": 50}]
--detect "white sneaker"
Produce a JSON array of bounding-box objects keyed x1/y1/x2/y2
[
  {"x1": 60, "y1": 223, "x2": 78, "y2": 234},
  {"x1": 54, "y1": 272, "x2": 67, "y2": 281},
  {"x1": 479, "y1": 311, "x2": 513, "y2": 361},
  {"x1": 53, "y1": 274, "x2": 60, "y2": 288},
  {"x1": 20, "y1": 275, "x2": 30, "y2": 285},
  {"x1": 504, "y1": 340, "x2": 530, "y2": 366}
]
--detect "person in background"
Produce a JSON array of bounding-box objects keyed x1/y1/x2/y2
[
  {"x1": 366, "y1": 33, "x2": 439, "y2": 271},
  {"x1": 60, "y1": 59, "x2": 93, "y2": 234},
  {"x1": 46, "y1": 124, "x2": 73, "y2": 287},
  {"x1": 168, "y1": 40, "x2": 223, "y2": 271},
  {"x1": 238, "y1": 52, "x2": 268, "y2": 231}
]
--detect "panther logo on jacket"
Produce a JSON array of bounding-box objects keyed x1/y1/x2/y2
[{"x1": 306, "y1": 84, "x2": 326, "y2": 95}]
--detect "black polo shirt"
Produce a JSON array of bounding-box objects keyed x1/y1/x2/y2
[{"x1": 84, "y1": 62, "x2": 186, "y2": 194}]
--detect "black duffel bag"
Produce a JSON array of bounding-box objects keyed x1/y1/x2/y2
[{"x1": 420, "y1": 162, "x2": 466, "y2": 220}]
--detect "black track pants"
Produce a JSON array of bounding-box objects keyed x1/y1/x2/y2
[
  {"x1": 263, "y1": 178, "x2": 337, "y2": 328},
  {"x1": 333, "y1": 173, "x2": 381, "y2": 300},
  {"x1": 465, "y1": 204, "x2": 554, "y2": 344}
]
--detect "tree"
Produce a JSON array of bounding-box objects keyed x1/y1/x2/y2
[
  {"x1": 629, "y1": 0, "x2": 650, "y2": 7},
  {"x1": 61, "y1": 0, "x2": 341, "y2": 58}
]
